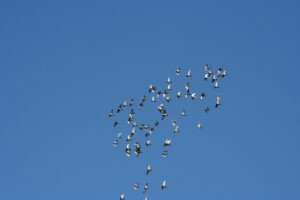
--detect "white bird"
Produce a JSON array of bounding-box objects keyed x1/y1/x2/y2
[
  {"x1": 149, "y1": 84, "x2": 156, "y2": 93},
  {"x1": 144, "y1": 195, "x2": 148, "y2": 200},
  {"x1": 214, "y1": 81, "x2": 219, "y2": 89},
  {"x1": 167, "y1": 84, "x2": 172, "y2": 90},
  {"x1": 161, "y1": 110, "x2": 168, "y2": 120},
  {"x1": 204, "y1": 73, "x2": 210, "y2": 80},
  {"x1": 174, "y1": 125, "x2": 179, "y2": 134},
  {"x1": 208, "y1": 67, "x2": 212, "y2": 75},
  {"x1": 117, "y1": 132, "x2": 122, "y2": 138},
  {"x1": 181, "y1": 109, "x2": 187, "y2": 116},
  {"x1": 171, "y1": 120, "x2": 177, "y2": 126},
  {"x1": 157, "y1": 104, "x2": 164, "y2": 113},
  {"x1": 162, "y1": 150, "x2": 168, "y2": 157},
  {"x1": 204, "y1": 64, "x2": 208, "y2": 70},
  {"x1": 108, "y1": 109, "x2": 114, "y2": 117},
  {"x1": 163, "y1": 139, "x2": 171, "y2": 147},
  {"x1": 197, "y1": 123, "x2": 202, "y2": 129},
  {"x1": 185, "y1": 90, "x2": 190, "y2": 98},
  {"x1": 200, "y1": 92, "x2": 206, "y2": 100},
  {"x1": 113, "y1": 140, "x2": 119, "y2": 147},
  {"x1": 176, "y1": 68, "x2": 181, "y2": 75},
  {"x1": 143, "y1": 182, "x2": 149, "y2": 193},
  {"x1": 132, "y1": 120, "x2": 137, "y2": 127},
  {"x1": 157, "y1": 91, "x2": 161, "y2": 98},
  {"x1": 212, "y1": 74, "x2": 217, "y2": 83},
  {"x1": 166, "y1": 96, "x2": 171, "y2": 102},
  {"x1": 185, "y1": 82, "x2": 190, "y2": 90},
  {"x1": 167, "y1": 77, "x2": 172, "y2": 83},
  {"x1": 177, "y1": 91, "x2": 182, "y2": 98},
  {"x1": 146, "y1": 140, "x2": 151, "y2": 147},
  {"x1": 161, "y1": 180, "x2": 167, "y2": 190},
  {"x1": 123, "y1": 100, "x2": 127, "y2": 107},
  {"x1": 146, "y1": 164, "x2": 152, "y2": 175},
  {"x1": 151, "y1": 96, "x2": 156, "y2": 102},
  {"x1": 125, "y1": 144, "x2": 131, "y2": 156},
  {"x1": 126, "y1": 134, "x2": 132, "y2": 142},
  {"x1": 191, "y1": 93, "x2": 196, "y2": 100},
  {"x1": 134, "y1": 183, "x2": 139, "y2": 190},
  {"x1": 120, "y1": 194, "x2": 125, "y2": 200},
  {"x1": 217, "y1": 67, "x2": 222, "y2": 77},
  {"x1": 216, "y1": 93, "x2": 221, "y2": 108},
  {"x1": 186, "y1": 69, "x2": 191, "y2": 77},
  {"x1": 222, "y1": 69, "x2": 227, "y2": 78}
]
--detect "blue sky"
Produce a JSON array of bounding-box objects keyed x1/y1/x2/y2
[{"x1": 0, "y1": 0, "x2": 299, "y2": 199}]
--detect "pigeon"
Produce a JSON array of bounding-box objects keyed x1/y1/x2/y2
[
  {"x1": 130, "y1": 109, "x2": 135, "y2": 115},
  {"x1": 117, "y1": 104, "x2": 122, "y2": 113},
  {"x1": 139, "y1": 124, "x2": 144, "y2": 131},
  {"x1": 126, "y1": 134, "x2": 132, "y2": 142},
  {"x1": 146, "y1": 164, "x2": 152, "y2": 175},
  {"x1": 146, "y1": 140, "x2": 151, "y2": 146},
  {"x1": 125, "y1": 144, "x2": 131, "y2": 156},
  {"x1": 157, "y1": 104, "x2": 164, "y2": 113},
  {"x1": 113, "y1": 140, "x2": 119, "y2": 147},
  {"x1": 191, "y1": 93, "x2": 196, "y2": 100},
  {"x1": 216, "y1": 93, "x2": 221, "y2": 108},
  {"x1": 181, "y1": 109, "x2": 187, "y2": 116},
  {"x1": 114, "y1": 121, "x2": 119, "y2": 127},
  {"x1": 154, "y1": 121, "x2": 159, "y2": 126},
  {"x1": 162, "y1": 110, "x2": 168, "y2": 120},
  {"x1": 176, "y1": 68, "x2": 181, "y2": 75},
  {"x1": 139, "y1": 102, "x2": 144, "y2": 109},
  {"x1": 186, "y1": 69, "x2": 191, "y2": 77},
  {"x1": 108, "y1": 109, "x2": 114, "y2": 117},
  {"x1": 142, "y1": 95, "x2": 147, "y2": 102},
  {"x1": 157, "y1": 91, "x2": 162, "y2": 98},
  {"x1": 144, "y1": 132, "x2": 150, "y2": 138},
  {"x1": 217, "y1": 68, "x2": 222, "y2": 77},
  {"x1": 200, "y1": 92, "x2": 206, "y2": 100},
  {"x1": 117, "y1": 132, "x2": 122, "y2": 138},
  {"x1": 163, "y1": 139, "x2": 171, "y2": 147},
  {"x1": 166, "y1": 96, "x2": 171, "y2": 102},
  {"x1": 212, "y1": 74, "x2": 217, "y2": 83},
  {"x1": 185, "y1": 89, "x2": 190, "y2": 98},
  {"x1": 222, "y1": 69, "x2": 227, "y2": 78},
  {"x1": 162, "y1": 150, "x2": 168, "y2": 158},
  {"x1": 163, "y1": 89, "x2": 168, "y2": 98},
  {"x1": 151, "y1": 96, "x2": 156, "y2": 102},
  {"x1": 149, "y1": 84, "x2": 156, "y2": 93},
  {"x1": 132, "y1": 120, "x2": 137, "y2": 127},
  {"x1": 134, "y1": 183, "x2": 139, "y2": 190},
  {"x1": 167, "y1": 77, "x2": 172, "y2": 83},
  {"x1": 214, "y1": 81, "x2": 219, "y2": 89},
  {"x1": 144, "y1": 124, "x2": 149, "y2": 130},
  {"x1": 208, "y1": 67, "x2": 212, "y2": 75},
  {"x1": 130, "y1": 127, "x2": 136, "y2": 137},
  {"x1": 123, "y1": 100, "x2": 127, "y2": 107},
  {"x1": 197, "y1": 123, "x2": 202, "y2": 129},
  {"x1": 204, "y1": 64, "x2": 208, "y2": 70},
  {"x1": 204, "y1": 73, "x2": 210, "y2": 80},
  {"x1": 185, "y1": 82, "x2": 190, "y2": 90},
  {"x1": 134, "y1": 141, "x2": 142, "y2": 157},
  {"x1": 127, "y1": 116, "x2": 132, "y2": 124},
  {"x1": 143, "y1": 182, "x2": 149, "y2": 193},
  {"x1": 177, "y1": 91, "x2": 182, "y2": 98},
  {"x1": 204, "y1": 107, "x2": 210, "y2": 113},
  {"x1": 171, "y1": 120, "x2": 177, "y2": 126},
  {"x1": 167, "y1": 84, "x2": 172, "y2": 91},
  {"x1": 149, "y1": 127, "x2": 154, "y2": 133},
  {"x1": 174, "y1": 125, "x2": 179, "y2": 134},
  {"x1": 120, "y1": 194, "x2": 125, "y2": 200},
  {"x1": 144, "y1": 195, "x2": 148, "y2": 200},
  {"x1": 161, "y1": 180, "x2": 167, "y2": 190},
  {"x1": 129, "y1": 98, "x2": 134, "y2": 107}
]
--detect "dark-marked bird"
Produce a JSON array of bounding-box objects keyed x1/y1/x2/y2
[
  {"x1": 167, "y1": 77, "x2": 172, "y2": 83},
  {"x1": 217, "y1": 68, "x2": 222, "y2": 77},
  {"x1": 191, "y1": 93, "x2": 196, "y2": 100},
  {"x1": 214, "y1": 81, "x2": 219, "y2": 89},
  {"x1": 161, "y1": 181, "x2": 167, "y2": 190},
  {"x1": 151, "y1": 96, "x2": 156, "y2": 102},
  {"x1": 163, "y1": 139, "x2": 171, "y2": 147},
  {"x1": 216, "y1": 93, "x2": 221, "y2": 108},
  {"x1": 212, "y1": 74, "x2": 217, "y2": 83},
  {"x1": 162, "y1": 110, "x2": 168, "y2": 120},
  {"x1": 125, "y1": 144, "x2": 131, "y2": 157},
  {"x1": 185, "y1": 82, "x2": 190, "y2": 90},
  {"x1": 166, "y1": 96, "x2": 171, "y2": 102},
  {"x1": 162, "y1": 150, "x2": 168, "y2": 158},
  {"x1": 177, "y1": 91, "x2": 182, "y2": 98},
  {"x1": 171, "y1": 120, "x2": 177, "y2": 126},
  {"x1": 157, "y1": 91, "x2": 161, "y2": 98},
  {"x1": 114, "y1": 121, "x2": 119, "y2": 127},
  {"x1": 185, "y1": 89, "x2": 190, "y2": 98},
  {"x1": 204, "y1": 107, "x2": 210, "y2": 113},
  {"x1": 154, "y1": 121, "x2": 159, "y2": 126},
  {"x1": 149, "y1": 84, "x2": 156, "y2": 93},
  {"x1": 176, "y1": 68, "x2": 181, "y2": 75},
  {"x1": 134, "y1": 141, "x2": 141, "y2": 157},
  {"x1": 113, "y1": 140, "x2": 119, "y2": 147},
  {"x1": 129, "y1": 98, "x2": 134, "y2": 107},
  {"x1": 108, "y1": 109, "x2": 114, "y2": 117},
  {"x1": 157, "y1": 104, "x2": 164, "y2": 113},
  {"x1": 142, "y1": 95, "x2": 147, "y2": 102},
  {"x1": 134, "y1": 183, "x2": 139, "y2": 190},
  {"x1": 204, "y1": 73, "x2": 210, "y2": 80},
  {"x1": 174, "y1": 125, "x2": 179, "y2": 134},
  {"x1": 163, "y1": 89, "x2": 168, "y2": 98},
  {"x1": 146, "y1": 140, "x2": 151, "y2": 147},
  {"x1": 186, "y1": 69, "x2": 192, "y2": 77},
  {"x1": 146, "y1": 164, "x2": 152, "y2": 175},
  {"x1": 120, "y1": 194, "x2": 125, "y2": 200},
  {"x1": 117, "y1": 104, "x2": 123, "y2": 113},
  {"x1": 200, "y1": 92, "x2": 206, "y2": 100},
  {"x1": 222, "y1": 69, "x2": 227, "y2": 78},
  {"x1": 139, "y1": 102, "x2": 144, "y2": 109},
  {"x1": 126, "y1": 134, "x2": 132, "y2": 142},
  {"x1": 204, "y1": 64, "x2": 208, "y2": 70},
  {"x1": 143, "y1": 182, "x2": 149, "y2": 193},
  {"x1": 181, "y1": 109, "x2": 187, "y2": 116}
]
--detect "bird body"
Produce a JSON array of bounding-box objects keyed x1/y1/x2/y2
[{"x1": 161, "y1": 180, "x2": 167, "y2": 190}]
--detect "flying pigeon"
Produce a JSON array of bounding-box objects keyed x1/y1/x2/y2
[
  {"x1": 181, "y1": 109, "x2": 187, "y2": 116},
  {"x1": 123, "y1": 100, "x2": 127, "y2": 107},
  {"x1": 162, "y1": 150, "x2": 168, "y2": 158},
  {"x1": 173, "y1": 125, "x2": 179, "y2": 134},
  {"x1": 177, "y1": 91, "x2": 182, "y2": 98},
  {"x1": 217, "y1": 68, "x2": 222, "y2": 77},
  {"x1": 212, "y1": 74, "x2": 217, "y2": 83},
  {"x1": 171, "y1": 120, "x2": 177, "y2": 126},
  {"x1": 214, "y1": 81, "x2": 219, "y2": 89},
  {"x1": 146, "y1": 164, "x2": 152, "y2": 175},
  {"x1": 134, "y1": 183, "x2": 139, "y2": 190},
  {"x1": 216, "y1": 93, "x2": 221, "y2": 108},
  {"x1": 167, "y1": 77, "x2": 172, "y2": 83},
  {"x1": 222, "y1": 69, "x2": 227, "y2": 78},
  {"x1": 117, "y1": 104, "x2": 122, "y2": 113},
  {"x1": 142, "y1": 95, "x2": 147, "y2": 102},
  {"x1": 108, "y1": 109, "x2": 114, "y2": 117},
  {"x1": 176, "y1": 68, "x2": 181, "y2": 75},
  {"x1": 200, "y1": 92, "x2": 206, "y2": 100},
  {"x1": 151, "y1": 96, "x2": 156, "y2": 102},
  {"x1": 166, "y1": 96, "x2": 171, "y2": 102},
  {"x1": 126, "y1": 134, "x2": 132, "y2": 142},
  {"x1": 204, "y1": 64, "x2": 208, "y2": 70},
  {"x1": 161, "y1": 110, "x2": 168, "y2": 120},
  {"x1": 139, "y1": 102, "x2": 144, "y2": 109},
  {"x1": 114, "y1": 121, "x2": 119, "y2": 127},
  {"x1": 120, "y1": 194, "x2": 125, "y2": 200},
  {"x1": 117, "y1": 132, "x2": 122, "y2": 138},
  {"x1": 204, "y1": 73, "x2": 210, "y2": 80},
  {"x1": 143, "y1": 182, "x2": 149, "y2": 193},
  {"x1": 157, "y1": 104, "x2": 164, "y2": 112},
  {"x1": 167, "y1": 84, "x2": 172, "y2": 91},
  {"x1": 204, "y1": 107, "x2": 210, "y2": 113},
  {"x1": 186, "y1": 69, "x2": 191, "y2": 77},
  {"x1": 185, "y1": 89, "x2": 190, "y2": 98},
  {"x1": 197, "y1": 123, "x2": 202, "y2": 129},
  {"x1": 154, "y1": 121, "x2": 159, "y2": 126},
  {"x1": 129, "y1": 98, "x2": 134, "y2": 107},
  {"x1": 161, "y1": 180, "x2": 167, "y2": 190},
  {"x1": 185, "y1": 82, "x2": 190, "y2": 90},
  {"x1": 134, "y1": 141, "x2": 141, "y2": 157},
  {"x1": 144, "y1": 195, "x2": 148, "y2": 200},
  {"x1": 149, "y1": 84, "x2": 156, "y2": 93},
  {"x1": 191, "y1": 93, "x2": 196, "y2": 100},
  {"x1": 113, "y1": 140, "x2": 119, "y2": 147},
  {"x1": 157, "y1": 91, "x2": 161, "y2": 98},
  {"x1": 163, "y1": 139, "x2": 171, "y2": 147},
  {"x1": 125, "y1": 144, "x2": 131, "y2": 156},
  {"x1": 146, "y1": 140, "x2": 151, "y2": 147}
]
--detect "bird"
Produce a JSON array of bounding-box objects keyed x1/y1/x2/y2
[
  {"x1": 142, "y1": 95, "x2": 147, "y2": 102},
  {"x1": 151, "y1": 96, "x2": 156, "y2": 102},
  {"x1": 149, "y1": 84, "x2": 156, "y2": 93},
  {"x1": 161, "y1": 180, "x2": 167, "y2": 190},
  {"x1": 167, "y1": 77, "x2": 172, "y2": 83},
  {"x1": 191, "y1": 92, "x2": 196, "y2": 100},
  {"x1": 139, "y1": 124, "x2": 144, "y2": 131},
  {"x1": 157, "y1": 91, "x2": 161, "y2": 98},
  {"x1": 129, "y1": 98, "x2": 134, "y2": 107},
  {"x1": 197, "y1": 123, "x2": 202, "y2": 129},
  {"x1": 163, "y1": 89, "x2": 168, "y2": 98},
  {"x1": 171, "y1": 120, "x2": 177, "y2": 126},
  {"x1": 185, "y1": 82, "x2": 190, "y2": 90},
  {"x1": 126, "y1": 134, "x2": 132, "y2": 142},
  {"x1": 139, "y1": 102, "x2": 144, "y2": 109},
  {"x1": 200, "y1": 92, "x2": 206, "y2": 100},
  {"x1": 204, "y1": 73, "x2": 210, "y2": 80},
  {"x1": 143, "y1": 182, "x2": 149, "y2": 193},
  {"x1": 134, "y1": 141, "x2": 142, "y2": 157},
  {"x1": 117, "y1": 132, "x2": 122, "y2": 138},
  {"x1": 167, "y1": 84, "x2": 172, "y2": 90},
  {"x1": 208, "y1": 67, "x2": 212, "y2": 75},
  {"x1": 125, "y1": 144, "x2": 131, "y2": 156},
  {"x1": 177, "y1": 91, "x2": 182, "y2": 98},
  {"x1": 120, "y1": 194, "x2": 125, "y2": 200},
  {"x1": 181, "y1": 109, "x2": 187, "y2": 116},
  {"x1": 114, "y1": 121, "x2": 119, "y2": 127},
  {"x1": 217, "y1": 67, "x2": 222, "y2": 77},
  {"x1": 216, "y1": 93, "x2": 221, "y2": 108},
  {"x1": 144, "y1": 195, "x2": 148, "y2": 200},
  {"x1": 144, "y1": 132, "x2": 150, "y2": 138},
  {"x1": 176, "y1": 68, "x2": 181, "y2": 75},
  {"x1": 127, "y1": 116, "x2": 132, "y2": 124},
  {"x1": 163, "y1": 139, "x2": 171, "y2": 147},
  {"x1": 161, "y1": 110, "x2": 168, "y2": 120},
  {"x1": 132, "y1": 120, "x2": 137, "y2": 127},
  {"x1": 149, "y1": 127, "x2": 154, "y2": 134},
  {"x1": 146, "y1": 164, "x2": 152, "y2": 175},
  {"x1": 158, "y1": 104, "x2": 165, "y2": 113},
  {"x1": 154, "y1": 121, "x2": 159, "y2": 126},
  {"x1": 185, "y1": 89, "x2": 190, "y2": 98},
  {"x1": 162, "y1": 150, "x2": 168, "y2": 158},
  {"x1": 113, "y1": 140, "x2": 119, "y2": 147},
  {"x1": 117, "y1": 104, "x2": 122, "y2": 113},
  {"x1": 146, "y1": 140, "x2": 151, "y2": 146},
  {"x1": 214, "y1": 81, "x2": 219, "y2": 89},
  {"x1": 108, "y1": 109, "x2": 114, "y2": 117},
  {"x1": 204, "y1": 64, "x2": 208, "y2": 70},
  {"x1": 123, "y1": 100, "x2": 127, "y2": 107},
  {"x1": 222, "y1": 69, "x2": 227, "y2": 78},
  {"x1": 212, "y1": 74, "x2": 217, "y2": 83},
  {"x1": 134, "y1": 183, "x2": 139, "y2": 190},
  {"x1": 204, "y1": 107, "x2": 210, "y2": 113},
  {"x1": 174, "y1": 125, "x2": 179, "y2": 134},
  {"x1": 166, "y1": 96, "x2": 171, "y2": 102},
  {"x1": 186, "y1": 69, "x2": 191, "y2": 77}
]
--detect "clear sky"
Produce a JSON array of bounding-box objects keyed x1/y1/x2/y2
[{"x1": 0, "y1": 0, "x2": 299, "y2": 199}]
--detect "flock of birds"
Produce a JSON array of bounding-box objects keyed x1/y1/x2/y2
[{"x1": 109, "y1": 65, "x2": 228, "y2": 200}]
